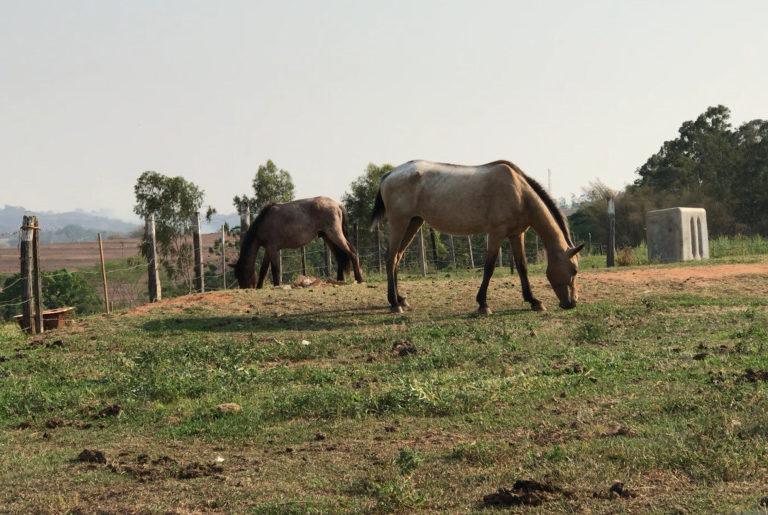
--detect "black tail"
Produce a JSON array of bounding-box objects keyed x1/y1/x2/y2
[
  {"x1": 339, "y1": 207, "x2": 353, "y2": 272},
  {"x1": 332, "y1": 243, "x2": 351, "y2": 274},
  {"x1": 370, "y1": 186, "x2": 387, "y2": 230}
]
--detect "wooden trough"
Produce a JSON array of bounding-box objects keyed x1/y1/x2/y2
[{"x1": 15, "y1": 307, "x2": 74, "y2": 331}]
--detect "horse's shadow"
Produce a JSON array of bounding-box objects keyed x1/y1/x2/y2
[{"x1": 141, "y1": 304, "x2": 535, "y2": 334}]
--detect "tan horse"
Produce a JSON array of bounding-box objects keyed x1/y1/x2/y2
[
  {"x1": 370, "y1": 160, "x2": 584, "y2": 314},
  {"x1": 232, "y1": 197, "x2": 363, "y2": 288}
]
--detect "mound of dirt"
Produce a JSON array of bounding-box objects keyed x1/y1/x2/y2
[{"x1": 483, "y1": 479, "x2": 567, "y2": 507}]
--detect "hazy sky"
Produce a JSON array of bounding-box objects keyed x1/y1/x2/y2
[{"x1": 2, "y1": 1, "x2": 766, "y2": 222}]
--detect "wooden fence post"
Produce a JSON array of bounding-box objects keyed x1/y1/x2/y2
[
  {"x1": 467, "y1": 236, "x2": 474, "y2": 269},
  {"x1": 146, "y1": 214, "x2": 161, "y2": 302},
  {"x1": 449, "y1": 235, "x2": 456, "y2": 268},
  {"x1": 324, "y1": 245, "x2": 332, "y2": 278},
  {"x1": 607, "y1": 198, "x2": 616, "y2": 267},
  {"x1": 429, "y1": 227, "x2": 438, "y2": 269},
  {"x1": 193, "y1": 212, "x2": 204, "y2": 292},
  {"x1": 31, "y1": 216, "x2": 43, "y2": 333},
  {"x1": 418, "y1": 227, "x2": 427, "y2": 277},
  {"x1": 98, "y1": 233, "x2": 110, "y2": 315},
  {"x1": 20, "y1": 216, "x2": 35, "y2": 334},
  {"x1": 221, "y1": 225, "x2": 227, "y2": 290},
  {"x1": 239, "y1": 201, "x2": 250, "y2": 245}
]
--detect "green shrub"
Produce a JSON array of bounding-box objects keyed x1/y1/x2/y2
[{"x1": 0, "y1": 270, "x2": 102, "y2": 320}]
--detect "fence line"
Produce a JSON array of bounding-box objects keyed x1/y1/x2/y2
[{"x1": 2, "y1": 213, "x2": 601, "y2": 326}]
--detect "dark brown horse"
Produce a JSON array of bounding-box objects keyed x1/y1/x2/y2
[
  {"x1": 232, "y1": 197, "x2": 363, "y2": 288},
  {"x1": 371, "y1": 160, "x2": 584, "y2": 314}
]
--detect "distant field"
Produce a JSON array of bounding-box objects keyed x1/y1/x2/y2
[{"x1": 0, "y1": 234, "x2": 222, "y2": 274}]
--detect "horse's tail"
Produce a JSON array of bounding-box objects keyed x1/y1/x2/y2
[
  {"x1": 338, "y1": 206, "x2": 353, "y2": 273},
  {"x1": 370, "y1": 183, "x2": 387, "y2": 231}
]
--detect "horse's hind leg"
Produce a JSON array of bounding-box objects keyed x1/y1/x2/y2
[
  {"x1": 324, "y1": 232, "x2": 364, "y2": 283},
  {"x1": 476, "y1": 233, "x2": 503, "y2": 315},
  {"x1": 385, "y1": 217, "x2": 422, "y2": 312},
  {"x1": 510, "y1": 233, "x2": 545, "y2": 311},
  {"x1": 392, "y1": 217, "x2": 424, "y2": 308},
  {"x1": 322, "y1": 239, "x2": 347, "y2": 282}
]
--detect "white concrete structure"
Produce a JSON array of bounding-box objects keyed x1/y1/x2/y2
[{"x1": 646, "y1": 207, "x2": 709, "y2": 263}]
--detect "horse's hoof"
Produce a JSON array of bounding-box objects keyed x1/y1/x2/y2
[
  {"x1": 532, "y1": 303, "x2": 546, "y2": 312},
  {"x1": 390, "y1": 305, "x2": 404, "y2": 314},
  {"x1": 478, "y1": 306, "x2": 493, "y2": 315}
]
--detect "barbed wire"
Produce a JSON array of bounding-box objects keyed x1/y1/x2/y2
[{"x1": 0, "y1": 297, "x2": 30, "y2": 309}]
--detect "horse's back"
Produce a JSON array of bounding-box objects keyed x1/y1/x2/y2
[{"x1": 380, "y1": 160, "x2": 524, "y2": 234}]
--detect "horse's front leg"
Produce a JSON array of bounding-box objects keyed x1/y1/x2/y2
[
  {"x1": 265, "y1": 248, "x2": 281, "y2": 286},
  {"x1": 255, "y1": 255, "x2": 270, "y2": 289},
  {"x1": 510, "y1": 233, "x2": 545, "y2": 311},
  {"x1": 476, "y1": 234, "x2": 503, "y2": 315}
]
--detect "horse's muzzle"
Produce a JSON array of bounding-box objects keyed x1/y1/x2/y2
[{"x1": 559, "y1": 300, "x2": 577, "y2": 309}]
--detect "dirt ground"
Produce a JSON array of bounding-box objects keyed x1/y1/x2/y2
[
  {"x1": 121, "y1": 262, "x2": 768, "y2": 317},
  {"x1": 581, "y1": 262, "x2": 768, "y2": 284}
]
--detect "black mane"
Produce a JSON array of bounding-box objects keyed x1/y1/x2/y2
[{"x1": 487, "y1": 160, "x2": 574, "y2": 246}]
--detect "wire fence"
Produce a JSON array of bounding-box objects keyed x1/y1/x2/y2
[{"x1": 2, "y1": 215, "x2": 613, "y2": 326}]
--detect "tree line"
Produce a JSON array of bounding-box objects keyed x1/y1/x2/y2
[{"x1": 570, "y1": 105, "x2": 768, "y2": 247}]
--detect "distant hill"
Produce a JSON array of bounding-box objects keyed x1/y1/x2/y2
[
  {"x1": 0, "y1": 205, "x2": 240, "y2": 246},
  {"x1": 0, "y1": 205, "x2": 139, "y2": 234}
]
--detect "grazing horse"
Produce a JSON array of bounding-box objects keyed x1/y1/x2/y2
[
  {"x1": 232, "y1": 197, "x2": 364, "y2": 288},
  {"x1": 370, "y1": 160, "x2": 584, "y2": 314}
]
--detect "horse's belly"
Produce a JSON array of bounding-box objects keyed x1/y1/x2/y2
[{"x1": 422, "y1": 209, "x2": 502, "y2": 236}]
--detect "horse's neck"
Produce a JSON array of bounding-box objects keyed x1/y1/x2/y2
[
  {"x1": 527, "y1": 200, "x2": 569, "y2": 253},
  {"x1": 240, "y1": 230, "x2": 261, "y2": 265}
]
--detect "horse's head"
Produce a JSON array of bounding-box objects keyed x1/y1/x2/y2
[
  {"x1": 546, "y1": 243, "x2": 584, "y2": 309},
  {"x1": 229, "y1": 261, "x2": 256, "y2": 289}
]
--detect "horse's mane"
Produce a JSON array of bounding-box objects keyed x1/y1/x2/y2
[
  {"x1": 239, "y1": 202, "x2": 276, "y2": 257},
  {"x1": 487, "y1": 160, "x2": 574, "y2": 247}
]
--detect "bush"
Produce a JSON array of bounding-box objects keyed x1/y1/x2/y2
[{"x1": 0, "y1": 270, "x2": 102, "y2": 320}]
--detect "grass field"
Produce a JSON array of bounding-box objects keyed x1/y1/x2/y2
[{"x1": 2, "y1": 258, "x2": 768, "y2": 513}]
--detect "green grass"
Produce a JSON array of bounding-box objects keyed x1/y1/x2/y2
[{"x1": 1, "y1": 259, "x2": 768, "y2": 512}]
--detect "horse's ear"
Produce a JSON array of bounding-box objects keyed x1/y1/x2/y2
[{"x1": 567, "y1": 243, "x2": 585, "y2": 258}]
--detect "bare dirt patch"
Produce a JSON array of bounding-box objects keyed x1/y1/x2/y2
[
  {"x1": 582, "y1": 262, "x2": 768, "y2": 285},
  {"x1": 483, "y1": 479, "x2": 571, "y2": 507}
]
